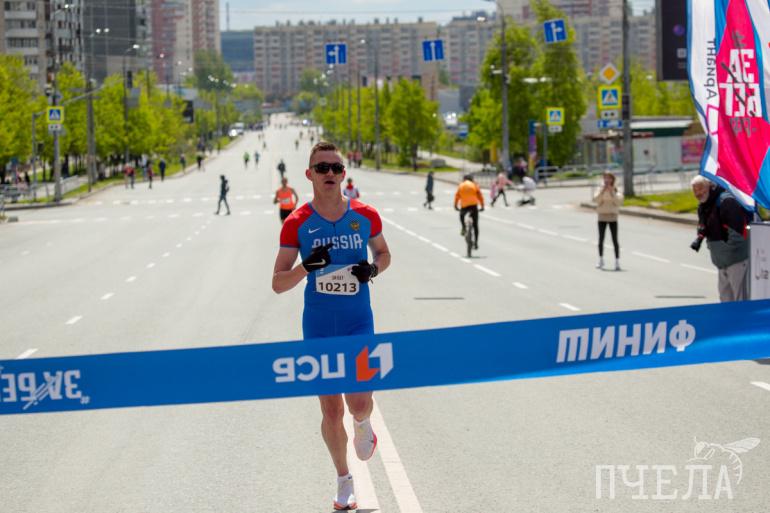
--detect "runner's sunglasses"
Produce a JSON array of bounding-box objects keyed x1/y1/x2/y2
[{"x1": 312, "y1": 162, "x2": 345, "y2": 175}]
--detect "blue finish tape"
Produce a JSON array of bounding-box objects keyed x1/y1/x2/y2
[{"x1": 1, "y1": 300, "x2": 769, "y2": 415}]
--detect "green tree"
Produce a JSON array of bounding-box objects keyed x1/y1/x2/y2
[
  {"x1": 530, "y1": 0, "x2": 587, "y2": 166},
  {"x1": 299, "y1": 68, "x2": 328, "y2": 95},
  {"x1": 94, "y1": 75, "x2": 127, "y2": 160},
  {"x1": 384, "y1": 78, "x2": 441, "y2": 167},
  {"x1": 0, "y1": 55, "x2": 38, "y2": 169},
  {"x1": 194, "y1": 50, "x2": 235, "y2": 92}
]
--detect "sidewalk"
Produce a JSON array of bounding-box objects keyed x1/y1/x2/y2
[{"x1": 580, "y1": 201, "x2": 698, "y2": 226}]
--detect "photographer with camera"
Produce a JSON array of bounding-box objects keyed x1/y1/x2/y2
[{"x1": 691, "y1": 176, "x2": 751, "y2": 302}]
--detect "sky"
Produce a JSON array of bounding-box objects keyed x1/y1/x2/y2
[{"x1": 221, "y1": 0, "x2": 657, "y2": 31}]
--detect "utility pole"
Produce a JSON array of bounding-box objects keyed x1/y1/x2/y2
[
  {"x1": 374, "y1": 31, "x2": 381, "y2": 170},
  {"x1": 622, "y1": 0, "x2": 634, "y2": 196},
  {"x1": 499, "y1": 6, "x2": 511, "y2": 175},
  {"x1": 347, "y1": 68, "x2": 352, "y2": 152},
  {"x1": 356, "y1": 67, "x2": 362, "y2": 154},
  {"x1": 85, "y1": 17, "x2": 99, "y2": 192}
]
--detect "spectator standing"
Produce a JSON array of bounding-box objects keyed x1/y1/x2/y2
[
  {"x1": 215, "y1": 175, "x2": 231, "y2": 215},
  {"x1": 424, "y1": 171, "x2": 435, "y2": 209},
  {"x1": 594, "y1": 172, "x2": 623, "y2": 270}
]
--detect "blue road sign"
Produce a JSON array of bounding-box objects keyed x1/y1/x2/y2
[
  {"x1": 47, "y1": 106, "x2": 64, "y2": 123},
  {"x1": 422, "y1": 39, "x2": 444, "y2": 62},
  {"x1": 543, "y1": 18, "x2": 567, "y2": 44},
  {"x1": 598, "y1": 120, "x2": 623, "y2": 130},
  {"x1": 325, "y1": 43, "x2": 347, "y2": 65}
]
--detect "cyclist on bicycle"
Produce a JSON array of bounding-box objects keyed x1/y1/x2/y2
[{"x1": 454, "y1": 174, "x2": 484, "y2": 250}]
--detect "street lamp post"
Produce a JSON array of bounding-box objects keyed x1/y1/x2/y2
[
  {"x1": 373, "y1": 31, "x2": 381, "y2": 170},
  {"x1": 484, "y1": 0, "x2": 511, "y2": 175},
  {"x1": 48, "y1": 3, "x2": 72, "y2": 202},
  {"x1": 621, "y1": 0, "x2": 634, "y2": 196},
  {"x1": 86, "y1": 27, "x2": 109, "y2": 192},
  {"x1": 123, "y1": 44, "x2": 140, "y2": 167}
]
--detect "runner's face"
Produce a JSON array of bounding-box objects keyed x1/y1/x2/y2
[{"x1": 307, "y1": 150, "x2": 345, "y2": 191}]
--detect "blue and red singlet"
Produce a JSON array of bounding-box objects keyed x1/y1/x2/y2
[{"x1": 280, "y1": 199, "x2": 382, "y2": 339}]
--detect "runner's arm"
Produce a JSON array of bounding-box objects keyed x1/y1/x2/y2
[
  {"x1": 272, "y1": 247, "x2": 307, "y2": 293},
  {"x1": 292, "y1": 188, "x2": 299, "y2": 203},
  {"x1": 368, "y1": 234, "x2": 391, "y2": 275}
]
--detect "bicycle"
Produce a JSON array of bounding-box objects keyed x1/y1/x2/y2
[{"x1": 464, "y1": 215, "x2": 474, "y2": 258}]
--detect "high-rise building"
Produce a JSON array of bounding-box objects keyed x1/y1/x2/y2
[
  {"x1": 501, "y1": 0, "x2": 623, "y2": 19},
  {"x1": 150, "y1": 0, "x2": 219, "y2": 86},
  {"x1": 221, "y1": 30, "x2": 254, "y2": 73},
  {"x1": 444, "y1": 12, "x2": 496, "y2": 87},
  {"x1": 83, "y1": 0, "x2": 149, "y2": 84},
  {"x1": 0, "y1": 0, "x2": 84, "y2": 88},
  {"x1": 253, "y1": 18, "x2": 438, "y2": 100}
]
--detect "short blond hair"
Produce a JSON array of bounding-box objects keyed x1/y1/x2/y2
[{"x1": 309, "y1": 141, "x2": 339, "y2": 162}]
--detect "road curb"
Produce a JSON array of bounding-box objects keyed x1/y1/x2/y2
[{"x1": 580, "y1": 202, "x2": 698, "y2": 226}]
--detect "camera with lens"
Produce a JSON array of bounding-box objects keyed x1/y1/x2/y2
[{"x1": 690, "y1": 225, "x2": 706, "y2": 252}]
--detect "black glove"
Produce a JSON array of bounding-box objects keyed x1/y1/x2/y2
[
  {"x1": 302, "y1": 243, "x2": 333, "y2": 272},
  {"x1": 351, "y1": 260, "x2": 379, "y2": 283}
]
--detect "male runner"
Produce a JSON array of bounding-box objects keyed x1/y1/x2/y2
[
  {"x1": 273, "y1": 177, "x2": 299, "y2": 224},
  {"x1": 272, "y1": 141, "x2": 391, "y2": 511},
  {"x1": 454, "y1": 174, "x2": 484, "y2": 249}
]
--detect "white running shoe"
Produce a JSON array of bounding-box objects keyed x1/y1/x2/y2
[
  {"x1": 596, "y1": 257, "x2": 604, "y2": 269},
  {"x1": 334, "y1": 474, "x2": 357, "y2": 511},
  {"x1": 615, "y1": 259, "x2": 621, "y2": 271},
  {"x1": 353, "y1": 417, "x2": 378, "y2": 461}
]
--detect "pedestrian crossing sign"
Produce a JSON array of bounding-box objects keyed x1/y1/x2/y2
[
  {"x1": 47, "y1": 106, "x2": 64, "y2": 124},
  {"x1": 598, "y1": 86, "x2": 621, "y2": 110},
  {"x1": 546, "y1": 107, "x2": 564, "y2": 126}
]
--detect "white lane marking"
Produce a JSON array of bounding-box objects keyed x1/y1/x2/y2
[
  {"x1": 460, "y1": 258, "x2": 471, "y2": 264},
  {"x1": 193, "y1": 212, "x2": 203, "y2": 217},
  {"x1": 101, "y1": 292, "x2": 114, "y2": 300},
  {"x1": 370, "y1": 400, "x2": 424, "y2": 513},
  {"x1": 562, "y1": 234, "x2": 588, "y2": 243},
  {"x1": 474, "y1": 264, "x2": 501, "y2": 277},
  {"x1": 263, "y1": 209, "x2": 273, "y2": 214},
  {"x1": 145, "y1": 215, "x2": 156, "y2": 220},
  {"x1": 680, "y1": 263, "x2": 717, "y2": 274},
  {"x1": 512, "y1": 282, "x2": 529, "y2": 290},
  {"x1": 559, "y1": 303, "x2": 581, "y2": 312},
  {"x1": 236, "y1": 195, "x2": 244, "y2": 200},
  {"x1": 449, "y1": 252, "x2": 460, "y2": 258},
  {"x1": 184, "y1": 198, "x2": 192, "y2": 202},
  {"x1": 431, "y1": 243, "x2": 449, "y2": 252},
  {"x1": 149, "y1": 200, "x2": 157, "y2": 205},
  {"x1": 147, "y1": 262, "x2": 156, "y2": 269},
  {"x1": 95, "y1": 217, "x2": 108, "y2": 222},
  {"x1": 407, "y1": 207, "x2": 418, "y2": 212},
  {"x1": 417, "y1": 236, "x2": 431, "y2": 243},
  {"x1": 517, "y1": 223, "x2": 535, "y2": 230},
  {"x1": 95, "y1": 201, "x2": 103, "y2": 205},
  {"x1": 392, "y1": 191, "x2": 401, "y2": 196},
  {"x1": 168, "y1": 214, "x2": 180, "y2": 219},
  {"x1": 21, "y1": 250, "x2": 30, "y2": 256},
  {"x1": 195, "y1": 231, "x2": 200, "y2": 235},
  {"x1": 410, "y1": 191, "x2": 419, "y2": 195},
  {"x1": 240, "y1": 211, "x2": 252, "y2": 216},
  {"x1": 112, "y1": 200, "x2": 121, "y2": 205},
  {"x1": 176, "y1": 243, "x2": 183, "y2": 248},
  {"x1": 17, "y1": 348, "x2": 38, "y2": 359},
  {"x1": 202, "y1": 197, "x2": 210, "y2": 202},
  {"x1": 404, "y1": 230, "x2": 416, "y2": 236},
  {"x1": 46, "y1": 242, "x2": 53, "y2": 247},
  {"x1": 252, "y1": 195, "x2": 261, "y2": 199},
  {"x1": 120, "y1": 216, "x2": 132, "y2": 221},
  {"x1": 344, "y1": 413, "x2": 380, "y2": 511},
  {"x1": 482, "y1": 214, "x2": 514, "y2": 225},
  {"x1": 632, "y1": 251, "x2": 671, "y2": 263},
  {"x1": 186, "y1": 236, "x2": 192, "y2": 241},
  {"x1": 126, "y1": 276, "x2": 137, "y2": 283},
  {"x1": 376, "y1": 191, "x2": 384, "y2": 196},
  {"x1": 65, "y1": 315, "x2": 83, "y2": 325},
  {"x1": 129, "y1": 200, "x2": 138, "y2": 206},
  {"x1": 538, "y1": 229, "x2": 559, "y2": 236},
  {"x1": 72, "y1": 218, "x2": 85, "y2": 223},
  {"x1": 750, "y1": 381, "x2": 770, "y2": 392},
  {"x1": 166, "y1": 199, "x2": 175, "y2": 204},
  {"x1": 384, "y1": 208, "x2": 395, "y2": 213},
  {"x1": 162, "y1": 252, "x2": 170, "y2": 258}
]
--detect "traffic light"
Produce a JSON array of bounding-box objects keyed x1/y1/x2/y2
[{"x1": 126, "y1": 70, "x2": 133, "y2": 89}]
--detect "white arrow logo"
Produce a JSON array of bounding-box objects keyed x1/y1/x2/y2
[{"x1": 369, "y1": 343, "x2": 393, "y2": 378}]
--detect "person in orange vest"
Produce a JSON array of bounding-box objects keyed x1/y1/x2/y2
[{"x1": 273, "y1": 176, "x2": 299, "y2": 224}]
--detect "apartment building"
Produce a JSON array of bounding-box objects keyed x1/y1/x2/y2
[
  {"x1": 0, "y1": 0, "x2": 83, "y2": 88},
  {"x1": 253, "y1": 18, "x2": 439, "y2": 100}
]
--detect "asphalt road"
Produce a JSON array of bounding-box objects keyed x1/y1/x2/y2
[{"x1": 1, "y1": 114, "x2": 768, "y2": 513}]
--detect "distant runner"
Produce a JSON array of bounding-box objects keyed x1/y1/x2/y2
[{"x1": 273, "y1": 177, "x2": 299, "y2": 224}]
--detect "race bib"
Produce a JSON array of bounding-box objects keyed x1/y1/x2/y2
[{"x1": 315, "y1": 264, "x2": 359, "y2": 296}]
